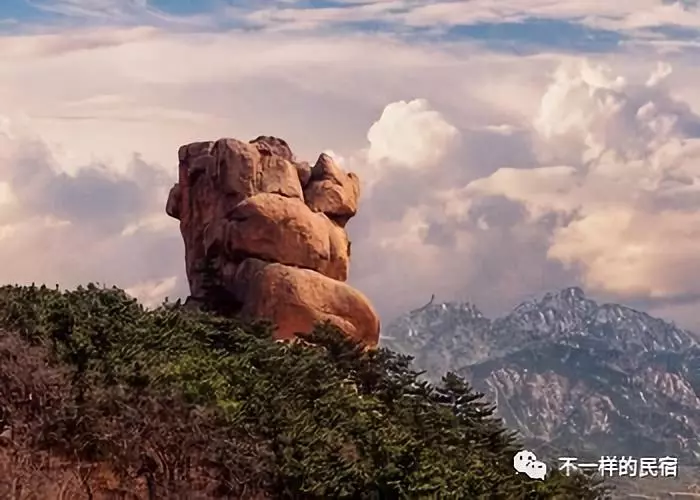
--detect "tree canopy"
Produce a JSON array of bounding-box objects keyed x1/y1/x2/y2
[{"x1": 0, "y1": 283, "x2": 610, "y2": 498}]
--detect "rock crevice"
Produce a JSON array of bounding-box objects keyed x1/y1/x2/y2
[{"x1": 167, "y1": 136, "x2": 380, "y2": 347}]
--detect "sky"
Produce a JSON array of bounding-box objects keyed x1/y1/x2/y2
[{"x1": 1, "y1": 0, "x2": 700, "y2": 330}]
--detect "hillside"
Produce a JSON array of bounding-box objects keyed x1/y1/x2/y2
[
  {"x1": 0, "y1": 284, "x2": 607, "y2": 499},
  {"x1": 382, "y1": 287, "x2": 700, "y2": 469}
]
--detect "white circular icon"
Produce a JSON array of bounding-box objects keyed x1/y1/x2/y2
[{"x1": 513, "y1": 450, "x2": 547, "y2": 480}]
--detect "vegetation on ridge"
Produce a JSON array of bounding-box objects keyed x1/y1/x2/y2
[{"x1": 0, "y1": 283, "x2": 609, "y2": 498}]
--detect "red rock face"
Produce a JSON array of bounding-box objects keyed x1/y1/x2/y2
[{"x1": 166, "y1": 136, "x2": 379, "y2": 347}]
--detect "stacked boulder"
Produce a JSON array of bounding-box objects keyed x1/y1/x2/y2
[{"x1": 166, "y1": 136, "x2": 380, "y2": 347}]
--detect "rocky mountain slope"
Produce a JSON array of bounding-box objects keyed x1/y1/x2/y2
[{"x1": 382, "y1": 287, "x2": 700, "y2": 465}]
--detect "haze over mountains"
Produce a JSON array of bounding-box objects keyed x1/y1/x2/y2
[{"x1": 382, "y1": 287, "x2": 700, "y2": 464}]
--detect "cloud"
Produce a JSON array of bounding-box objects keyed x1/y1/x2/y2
[
  {"x1": 229, "y1": 0, "x2": 700, "y2": 51},
  {"x1": 533, "y1": 60, "x2": 700, "y2": 163},
  {"x1": 459, "y1": 59, "x2": 700, "y2": 308},
  {"x1": 27, "y1": 0, "x2": 150, "y2": 19},
  {"x1": 0, "y1": 20, "x2": 699, "y2": 332},
  {"x1": 0, "y1": 115, "x2": 186, "y2": 298},
  {"x1": 548, "y1": 208, "x2": 700, "y2": 298},
  {"x1": 23, "y1": 0, "x2": 212, "y2": 26},
  {"x1": 237, "y1": 1, "x2": 405, "y2": 31},
  {"x1": 364, "y1": 98, "x2": 459, "y2": 180},
  {"x1": 398, "y1": 0, "x2": 700, "y2": 35},
  {"x1": 0, "y1": 26, "x2": 160, "y2": 58},
  {"x1": 333, "y1": 56, "x2": 700, "y2": 329}
]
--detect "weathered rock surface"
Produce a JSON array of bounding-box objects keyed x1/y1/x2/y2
[
  {"x1": 167, "y1": 135, "x2": 379, "y2": 346},
  {"x1": 224, "y1": 193, "x2": 349, "y2": 281},
  {"x1": 231, "y1": 258, "x2": 379, "y2": 345},
  {"x1": 215, "y1": 138, "x2": 304, "y2": 200},
  {"x1": 304, "y1": 153, "x2": 360, "y2": 227}
]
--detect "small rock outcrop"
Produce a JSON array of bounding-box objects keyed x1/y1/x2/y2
[{"x1": 166, "y1": 136, "x2": 379, "y2": 347}]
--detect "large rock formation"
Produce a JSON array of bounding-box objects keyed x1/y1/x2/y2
[{"x1": 166, "y1": 136, "x2": 379, "y2": 347}]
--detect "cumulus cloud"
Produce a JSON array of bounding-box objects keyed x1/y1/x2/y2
[
  {"x1": 366, "y1": 99, "x2": 459, "y2": 170},
  {"x1": 459, "y1": 59, "x2": 700, "y2": 309},
  {"x1": 533, "y1": 60, "x2": 700, "y2": 163}
]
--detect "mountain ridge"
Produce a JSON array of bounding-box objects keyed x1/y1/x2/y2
[{"x1": 381, "y1": 287, "x2": 700, "y2": 466}]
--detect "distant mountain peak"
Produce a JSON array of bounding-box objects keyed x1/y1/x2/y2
[
  {"x1": 514, "y1": 286, "x2": 590, "y2": 313},
  {"x1": 438, "y1": 301, "x2": 485, "y2": 318},
  {"x1": 549, "y1": 285, "x2": 586, "y2": 300},
  {"x1": 409, "y1": 294, "x2": 436, "y2": 314},
  {"x1": 558, "y1": 285, "x2": 586, "y2": 301},
  {"x1": 383, "y1": 286, "x2": 698, "y2": 377},
  {"x1": 381, "y1": 287, "x2": 700, "y2": 467},
  {"x1": 404, "y1": 297, "x2": 485, "y2": 320}
]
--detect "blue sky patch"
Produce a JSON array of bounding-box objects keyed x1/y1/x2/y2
[
  {"x1": 148, "y1": 0, "x2": 219, "y2": 15},
  {"x1": 444, "y1": 18, "x2": 626, "y2": 53},
  {"x1": 647, "y1": 24, "x2": 700, "y2": 41},
  {"x1": 1, "y1": 0, "x2": 48, "y2": 22}
]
